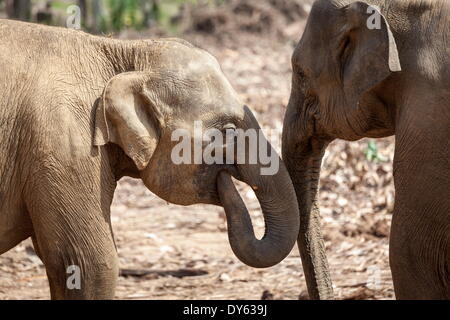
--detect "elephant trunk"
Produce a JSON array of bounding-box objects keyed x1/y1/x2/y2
[
  {"x1": 282, "y1": 91, "x2": 334, "y2": 299},
  {"x1": 217, "y1": 110, "x2": 300, "y2": 268}
]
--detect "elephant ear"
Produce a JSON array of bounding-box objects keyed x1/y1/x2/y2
[
  {"x1": 94, "y1": 72, "x2": 165, "y2": 170},
  {"x1": 341, "y1": 1, "x2": 401, "y2": 101}
]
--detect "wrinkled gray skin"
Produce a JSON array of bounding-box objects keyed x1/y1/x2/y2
[
  {"x1": 282, "y1": 0, "x2": 449, "y2": 299},
  {"x1": 0, "y1": 20, "x2": 300, "y2": 299}
]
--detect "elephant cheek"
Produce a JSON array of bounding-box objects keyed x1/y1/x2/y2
[{"x1": 139, "y1": 161, "x2": 206, "y2": 206}]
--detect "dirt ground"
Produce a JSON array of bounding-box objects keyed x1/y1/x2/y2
[{"x1": 0, "y1": 1, "x2": 396, "y2": 300}]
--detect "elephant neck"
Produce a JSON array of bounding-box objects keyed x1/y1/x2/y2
[{"x1": 93, "y1": 39, "x2": 159, "y2": 77}]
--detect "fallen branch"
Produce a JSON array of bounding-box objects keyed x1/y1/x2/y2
[{"x1": 119, "y1": 268, "x2": 208, "y2": 279}]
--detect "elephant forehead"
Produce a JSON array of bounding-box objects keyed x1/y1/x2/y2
[
  {"x1": 153, "y1": 40, "x2": 245, "y2": 121},
  {"x1": 155, "y1": 41, "x2": 220, "y2": 75}
]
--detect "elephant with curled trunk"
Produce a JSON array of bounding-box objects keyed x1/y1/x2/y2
[
  {"x1": 282, "y1": 0, "x2": 449, "y2": 299},
  {"x1": 0, "y1": 20, "x2": 300, "y2": 299}
]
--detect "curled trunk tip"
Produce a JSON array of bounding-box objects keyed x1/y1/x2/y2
[{"x1": 217, "y1": 170, "x2": 299, "y2": 268}]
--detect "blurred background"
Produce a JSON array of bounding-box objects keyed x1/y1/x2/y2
[
  {"x1": 1, "y1": 0, "x2": 221, "y2": 33},
  {"x1": 0, "y1": 0, "x2": 312, "y2": 39},
  {"x1": 0, "y1": 0, "x2": 395, "y2": 299}
]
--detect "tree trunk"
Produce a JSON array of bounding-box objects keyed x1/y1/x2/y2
[{"x1": 6, "y1": 0, "x2": 31, "y2": 21}]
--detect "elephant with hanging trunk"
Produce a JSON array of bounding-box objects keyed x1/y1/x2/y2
[
  {"x1": 0, "y1": 20, "x2": 300, "y2": 299},
  {"x1": 282, "y1": 0, "x2": 449, "y2": 299}
]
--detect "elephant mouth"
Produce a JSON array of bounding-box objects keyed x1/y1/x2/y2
[{"x1": 190, "y1": 164, "x2": 240, "y2": 206}]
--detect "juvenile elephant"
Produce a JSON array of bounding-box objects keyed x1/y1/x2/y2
[
  {"x1": 0, "y1": 20, "x2": 300, "y2": 299},
  {"x1": 282, "y1": 0, "x2": 449, "y2": 299}
]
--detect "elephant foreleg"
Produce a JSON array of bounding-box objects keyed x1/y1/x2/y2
[
  {"x1": 390, "y1": 178, "x2": 449, "y2": 299},
  {"x1": 25, "y1": 171, "x2": 118, "y2": 299},
  {"x1": 30, "y1": 206, "x2": 118, "y2": 299}
]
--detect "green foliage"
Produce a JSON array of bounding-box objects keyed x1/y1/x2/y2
[
  {"x1": 152, "y1": 0, "x2": 188, "y2": 31},
  {"x1": 364, "y1": 140, "x2": 387, "y2": 163},
  {"x1": 21, "y1": 0, "x2": 227, "y2": 33},
  {"x1": 99, "y1": 0, "x2": 228, "y2": 32},
  {"x1": 104, "y1": 0, "x2": 142, "y2": 31},
  {"x1": 101, "y1": 0, "x2": 199, "y2": 32},
  {"x1": 47, "y1": 1, "x2": 70, "y2": 10}
]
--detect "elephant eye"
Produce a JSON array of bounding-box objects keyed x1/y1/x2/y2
[
  {"x1": 297, "y1": 68, "x2": 306, "y2": 79},
  {"x1": 296, "y1": 69, "x2": 308, "y2": 92}
]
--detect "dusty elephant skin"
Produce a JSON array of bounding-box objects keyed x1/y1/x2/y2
[
  {"x1": 0, "y1": 19, "x2": 300, "y2": 299},
  {"x1": 282, "y1": 0, "x2": 449, "y2": 300}
]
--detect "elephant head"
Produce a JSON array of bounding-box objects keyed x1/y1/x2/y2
[
  {"x1": 94, "y1": 40, "x2": 300, "y2": 268},
  {"x1": 282, "y1": 0, "x2": 401, "y2": 299}
]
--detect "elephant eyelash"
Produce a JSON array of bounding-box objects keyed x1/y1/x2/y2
[{"x1": 223, "y1": 123, "x2": 237, "y2": 131}]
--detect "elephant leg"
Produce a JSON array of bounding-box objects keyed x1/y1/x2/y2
[
  {"x1": 0, "y1": 205, "x2": 33, "y2": 255},
  {"x1": 31, "y1": 234, "x2": 43, "y2": 260},
  {"x1": 25, "y1": 170, "x2": 118, "y2": 299},
  {"x1": 390, "y1": 206, "x2": 449, "y2": 300},
  {"x1": 30, "y1": 207, "x2": 118, "y2": 299}
]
